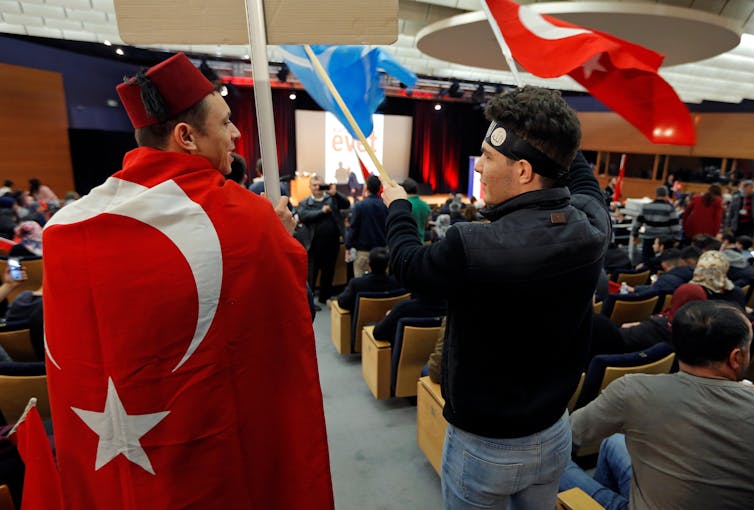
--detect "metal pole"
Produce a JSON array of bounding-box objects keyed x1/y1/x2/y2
[{"x1": 244, "y1": 0, "x2": 281, "y2": 204}]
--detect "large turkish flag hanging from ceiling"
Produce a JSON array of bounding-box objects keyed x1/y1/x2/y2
[{"x1": 483, "y1": 0, "x2": 696, "y2": 146}]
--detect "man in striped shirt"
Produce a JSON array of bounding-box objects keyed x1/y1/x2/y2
[{"x1": 631, "y1": 186, "x2": 681, "y2": 265}]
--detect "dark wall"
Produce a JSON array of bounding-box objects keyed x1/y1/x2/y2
[{"x1": 68, "y1": 129, "x2": 137, "y2": 193}]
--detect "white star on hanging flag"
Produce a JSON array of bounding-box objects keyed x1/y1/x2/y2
[
  {"x1": 72, "y1": 378, "x2": 169, "y2": 475},
  {"x1": 581, "y1": 53, "x2": 607, "y2": 79}
]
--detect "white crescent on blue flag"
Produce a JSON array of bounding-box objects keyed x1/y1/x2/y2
[{"x1": 280, "y1": 45, "x2": 418, "y2": 139}]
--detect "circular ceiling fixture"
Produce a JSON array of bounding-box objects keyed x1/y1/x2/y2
[{"x1": 417, "y1": 1, "x2": 742, "y2": 70}]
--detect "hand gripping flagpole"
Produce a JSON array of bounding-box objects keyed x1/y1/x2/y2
[
  {"x1": 244, "y1": 0, "x2": 281, "y2": 204},
  {"x1": 481, "y1": 0, "x2": 523, "y2": 88},
  {"x1": 303, "y1": 45, "x2": 396, "y2": 186}
]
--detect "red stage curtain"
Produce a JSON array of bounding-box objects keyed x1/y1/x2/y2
[
  {"x1": 410, "y1": 102, "x2": 466, "y2": 193},
  {"x1": 227, "y1": 87, "x2": 295, "y2": 180}
]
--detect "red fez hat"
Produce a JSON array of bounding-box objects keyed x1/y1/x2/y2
[{"x1": 116, "y1": 52, "x2": 215, "y2": 129}]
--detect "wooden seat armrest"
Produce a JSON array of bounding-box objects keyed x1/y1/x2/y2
[
  {"x1": 556, "y1": 488, "x2": 605, "y2": 510},
  {"x1": 331, "y1": 301, "x2": 347, "y2": 314},
  {"x1": 362, "y1": 325, "x2": 389, "y2": 348}
]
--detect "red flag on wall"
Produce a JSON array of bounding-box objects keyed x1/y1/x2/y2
[
  {"x1": 613, "y1": 154, "x2": 626, "y2": 202},
  {"x1": 9, "y1": 400, "x2": 64, "y2": 510},
  {"x1": 483, "y1": 0, "x2": 696, "y2": 146}
]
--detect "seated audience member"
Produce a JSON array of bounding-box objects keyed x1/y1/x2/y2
[
  {"x1": 336, "y1": 247, "x2": 401, "y2": 311},
  {"x1": 248, "y1": 158, "x2": 290, "y2": 197},
  {"x1": 630, "y1": 248, "x2": 693, "y2": 296},
  {"x1": 680, "y1": 245, "x2": 701, "y2": 267},
  {"x1": 634, "y1": 238, "x2": 677, "y2": 275},
  {"x1": 0, "y1": 196, "x2": 17, "y2": 240},
  {"x1": 720, "y1": 231, "x2": 736, "y2": 251},
  {"x1": 691, "y1": 250, "x2": 746, "y2": 309},
  {"x1": 736, "y1": 234, "x2": 753, "y2": 255},
  {"x1": 723, "y1": 248, "x2": 754, "y2": 286},
  {"x1": 0, "y1": 265, "x2": 41, "y2": 324},
  {"x1": 448, "y1": 202, "x2": 466, "y2": 225},
  {"x1": 427, "y1": 318, "x2": 446, "y2": 385},
  {"x1": 431, "y1": 214, "x2": 451, "y2": 242},
  {"x1": 690, "y1": 233, "x2": 721, "y2": 253},
  {"x1": 596, "y1": 250, "x2": 747, "y2": 357},
  {"x1": 226, "y1": 153, "x2": 250, "y2": 186},
  {"x1": 594, "y1": 268, "x2": 610, "y2": 303},
  {"x1": 603, "y1": 242, "x2": 632, "y2": 276},
  {"x1": 9, "y1": 221, "x2": 42, "y2": 257},
  {"x1": 561, "y1": 300, "x2": 754, "y2": 510},
  {"x1": 590, "y1": 283, "x2": 706, "y2": 357},
  {"x1": 372, "y1": 293, "x2": 447, "y2": 344}
]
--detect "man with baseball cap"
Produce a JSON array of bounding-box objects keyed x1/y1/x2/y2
[
  {"x1": 380, "y1": 86, "x2": 611, "y2": 509},
  {"x1": 42, "y1": 53, "x2": 333, "y2": 509}
]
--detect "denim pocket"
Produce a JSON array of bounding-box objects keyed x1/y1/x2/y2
[{"x1": 461, "y1": 450, "x2": 522, "y2": 507}]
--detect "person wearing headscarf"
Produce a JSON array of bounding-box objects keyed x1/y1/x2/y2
[
  {"x1": 690, "y1": 250, "x2": 746, "y2": 309},
  {"x1": 9, "y1": 221, "x2": 42, "y2": 257}
]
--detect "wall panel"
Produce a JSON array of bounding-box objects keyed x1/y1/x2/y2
[{"x1": 0, "y1": 63, "x2": 74, "y2": 198}]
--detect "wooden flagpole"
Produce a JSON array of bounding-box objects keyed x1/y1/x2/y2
[
  {"x1": 303, "y1": 45, "x2": 395, "y2": 186},
  {"x1": 480, "y1": 0, "x2": 523, "y2": 87}
]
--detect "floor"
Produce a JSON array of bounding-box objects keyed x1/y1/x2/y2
[{"x1": 312, "y1": 306, "x2": 444, "y2": 510}]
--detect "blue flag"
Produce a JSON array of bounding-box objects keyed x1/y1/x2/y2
[{"x1": 280, "y1": 45, "x2": 417, "y2": 139}]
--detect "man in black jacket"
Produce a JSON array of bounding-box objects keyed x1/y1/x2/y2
[
  {"x1": 380, "y1": 86, "x2": 610, "y2": 509},
  {"x1": 298, "y1": 174, "x2": 350, "y2": 306}
]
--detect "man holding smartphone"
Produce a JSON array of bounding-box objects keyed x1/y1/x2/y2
[{"x1": 298, "y1": 173, "x2": 350, "y2": 308}]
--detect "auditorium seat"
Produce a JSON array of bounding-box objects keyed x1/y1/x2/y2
[
  {"x1": 349, "y1": 290, "x2": 410, "y2": 354},
  {"x1": 416, "y1": 376, "x2": 445, "y2": 475},
  {"x1": 556, "y1": 488, "x2": 605, "y2": 509},
  {"x1": 614, "y1": 269, "x2": 650, "y2": 287},
  {"x1": 605, "y1": 294, "x2": 659, "y2": 325},
  {"x1": 0, "y1": 362, "x2": 48, "y2": 426},
  {"x1": 0, "y1": 330, "x2": 36, "y2": 362},
  {"x1": 574, "y1": 342, "x2": 675, "y2": 411},
  {"x1": 362, "y1": 317, "x2": 443, "y2": 400}
]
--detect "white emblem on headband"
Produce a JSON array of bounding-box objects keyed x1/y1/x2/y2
[{"x1": 490, "y1": 127, "x2": 507, "y2": 147}]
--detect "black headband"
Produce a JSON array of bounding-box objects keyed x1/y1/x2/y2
[{"x1": 484, "y1": 122, "x2": 565, "y2": 179}]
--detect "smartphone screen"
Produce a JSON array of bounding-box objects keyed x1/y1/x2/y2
[{"x1": 7, "y1": 258, "x2": 22, "y2": 281}]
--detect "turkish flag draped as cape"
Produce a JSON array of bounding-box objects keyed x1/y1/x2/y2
[
  {"x1": 9, "y1": 400, "x2": 64, "y2": 510},
  {"x1": 43, "y1": 148, "x2": 333, "y2": 509},
  {"x1": 483, "y1": 0, "x2": 696, "y2": 146}
]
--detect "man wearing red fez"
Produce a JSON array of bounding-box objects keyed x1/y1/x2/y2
[{"x1": 42, "y1": 53, "x2": 334, "y2": 509}]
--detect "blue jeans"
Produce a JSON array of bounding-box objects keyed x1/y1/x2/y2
[
  {"x1": 441, "y1": 413, "x2": 571, "y2": 509},
  {"x1": 558, "y1": 434, "x2": 631, "y2": 510}
]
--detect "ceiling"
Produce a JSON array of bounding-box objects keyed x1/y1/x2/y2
[{"x1": 1, "y1": 0, "x2": 754, "y2": 104}]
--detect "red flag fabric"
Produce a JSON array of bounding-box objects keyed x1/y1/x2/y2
[
  {"x1": 356, "y1": 152, "x2": 372, "y2": 183},
  {"x1": 43, "y1": 148, "x2": 333, "y2": 509},
  {"x1": 483, "y1": 0, "x2": 696, "y2": 146},
  {"x1": 613, "y1": 154, "x2": 626, "y2": 202},
  {"x1": 9, "y1": 401, "x2": 64, "y2": 510}
]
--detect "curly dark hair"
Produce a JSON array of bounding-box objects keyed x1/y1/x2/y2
[{"x1": 484, "y1": 86, "x2": 581, "y2": 172}]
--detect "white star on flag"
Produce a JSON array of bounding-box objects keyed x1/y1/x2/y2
[
  {"x1": 72, "y1": 378, "x2": 169, "y2": 475},
  {"x1": 581, "y1": 53, "x2": 607, "y2": 79}
]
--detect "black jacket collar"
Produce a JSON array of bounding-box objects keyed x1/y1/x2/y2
[{"x1": 480, "y1": 187, "x2": 571, "y2": 222}]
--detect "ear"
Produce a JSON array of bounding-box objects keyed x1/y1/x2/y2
[
  {"x1": 171, "y1": 122, "x2": 198, "y2": 152},
  {"x1": 728, "y1": 347, "x2": 745, "y2": 374},
  {"x1": 517, "y1": 159, "x2": 536, "y2": 185}
]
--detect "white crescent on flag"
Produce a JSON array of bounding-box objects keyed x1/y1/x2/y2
[
  {"x1": 44, "y1": 177, "x2": 222, "y2": 372},
  {"x1": 518, "y1": 7, "x2": 591, "y2": 40}
]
